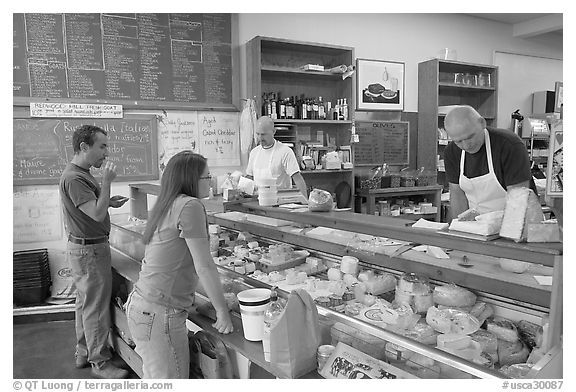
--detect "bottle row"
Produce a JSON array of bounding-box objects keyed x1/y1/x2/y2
[{"x1": 262, "y1": 92, "x2": 349, "y2": 121}]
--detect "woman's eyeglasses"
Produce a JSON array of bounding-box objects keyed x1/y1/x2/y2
[{"x1": 200, "y1": 174, "x2": 212, "y2": 180}]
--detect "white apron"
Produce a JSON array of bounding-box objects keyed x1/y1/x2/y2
[
  {"x1": 459, "y1": 129, "x2": 507, "y2": 214},
  {"x1": 253, "y1": 141, "x2": 279, "y2": 187}
]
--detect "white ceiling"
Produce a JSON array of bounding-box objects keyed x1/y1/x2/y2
[{"x1": 466, "y1": 13, "x2": 563, "y2": 39}]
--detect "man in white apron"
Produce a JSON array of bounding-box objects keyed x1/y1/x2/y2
[
  {"x1": 444, "y1": 106, "x2": 536, "y2": 219},
  {"x1": 246, "y1": 116, "x2": 308, "y2": 198}
]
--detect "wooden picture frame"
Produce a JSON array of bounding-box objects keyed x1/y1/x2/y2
[
  {"x1": 356, "y1": 58, "x2": 405, "y2": 111},
  {"x1": 554, "y1": 81, "x2": 563, "y2": 113}
]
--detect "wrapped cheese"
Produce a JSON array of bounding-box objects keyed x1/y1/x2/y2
[
  {"x1": 517, "y1": 320, "x2": 543, "y2": 349},
  {"x1": 470, "y1": 302, "x2": 494, "y2": 326},
  {"x1": 426, "y1": 306, "x2": 480, "y2": 335},
  {"x1": 405, "y1": 322, "x2": 439, "y2": 345},
  {"x1": 437, "y1": 334, "x2": 472, "y2": 350},
  {"x1": 472, "y1": 352, "x2": 495, "y2": 368},
  {"x1": 497, "y1": 339, "x2": 530, "y2": 366},
  {"x1": 364, "y1": 273, "x2": 396, "y2": 295},
  {"x1": 358, "y1": 270, "x2": 375, "y2": 282},
  {"x1": 487, "y1": 318, "x2": 519, "y2": 343},
  {"x1": 500, "y1": 187, "x2": 544, "y2": 242},
  {"x1": 327, "y1": 267, "x2": 342, "y2": 281},
  {"x1": 500, "y1": 363, "x2": 534, "y2": 378},
  {"x1": 457, "y1": 208, "x2": 480, "y2": 221},
  {"x1": 398, "y1": 273, "x2": 430, "y2": 295},
  {"x1": 342, "y1": 273, "x2": 359, "y2": 288},
  {"x1": 470, "y1": 329, "x2": 498, "y2": 362},
  {"x1": 433, "y1": 284, "x2": 477, "y2": 308},
  {"x1": 308, "y1": 188, "x2": 333, "y2": 212}
]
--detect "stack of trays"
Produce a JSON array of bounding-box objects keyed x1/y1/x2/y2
[{"x1": 13, "y1": 249, "x2": 52, "y2": 306}]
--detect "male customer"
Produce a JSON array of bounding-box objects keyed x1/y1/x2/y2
[
  {"x1": 59, "y1": 125, "x2": 129, "y2": 378},
  {"x1": 444, "y1": 105, "x2": 537, "y2": 219},
  {"x1": 246, "y1": 116, "x2": 308, "y2": 198}
]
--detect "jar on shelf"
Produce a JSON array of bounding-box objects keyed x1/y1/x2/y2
[
  {"x1": 378, "y1": 200, "x2": 391, "y2": 216},
  {"x1": 463, "y1": 73, "x2": 477, "y2": 86},
  {"x1": 400, "y1": 168, "x2": 416, "y2": 187},
  {"x1": 477, "y1": 72, "x2": 491, "y2": 87}
]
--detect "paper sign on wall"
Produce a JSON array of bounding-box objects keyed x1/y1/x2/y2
[
  {"x1": 158, "y1": 111, "x2": 240, "y2": 171},
  {"x1": 198, "y1": 111, "x2": 240, "y2": 167},
  {"x1": 14, "y1": 188, "x2": 62, "y2": 243},
  {"x1": 158, "y1": 111, "x2": 200, "y2": 171},
  {"x1": 30, "y1": 102, "x2": 123, "y2": 118}
]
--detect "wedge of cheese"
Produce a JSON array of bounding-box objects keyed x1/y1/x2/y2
[
  {"x1": 527, "y1": 222, "x2": 561, "y2": 242},
  {"x1": 499, "y1": 187, "x2": 544, "y2": 242}
]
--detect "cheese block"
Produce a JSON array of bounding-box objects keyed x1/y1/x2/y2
[
  {"x1": 358, "y1": 270, "x2": 375, "y2": 282},
  {"x1": 363, "y1": 273, "x2": 397, "y2": 295},
  {"x1": 398, "y1": 272, "x2": 430, "y2": 295},
  {"x1": 497, "y1": 340, "x2": 530, "y2": 366},
  {"x1": 527, "y1": 222, "x2": 561, "y2": 242},
  {"x1": 517, "y1": 320, "x2": 543, "y2": 349},
  {"x1": 470, "y1": 302, "x2": 494, "y2": 326},
  {"x1": 500, "y1": 187, "x2": 544, "y2": 242},
  {"x1": 405, "y1": 322, "x2": 439, "y2": 345},
  {"x1": 486, "y1": 318, "x2": 519, "y2": 342},
  {"x1": 433, "y1": 284, "x2": 477, "y2": 308},
  {"x1": 457, "y1": 208, "x2": 480, "y2": 221},
  {"x1": 449, "y1": 219, "x2": 501, "y2": 236},
  {"x1": 470, "y1": 329, "x2": 498, "y2": 356},
  {"x1": 437, "y1": 333, "x2": 472, "y2": 350},
  {"x1": 327, "y1": 267, "x2": 342, "y2": 281},
  {"x1": 425, "y1": 306, "x2": 480, "y2": 335}
]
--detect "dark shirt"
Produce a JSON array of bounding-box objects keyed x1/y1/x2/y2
[
  {"x1": 59, "y1": 163, "x2": 110, "y2": 238},
  {"x1": 444, "y1": 127, "x2": 537, "y2": 194}
]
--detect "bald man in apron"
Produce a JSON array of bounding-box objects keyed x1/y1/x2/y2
[
  {"x1": 443, "y1": 105, "x2": 537, "y2": 219},
  {"x1": 246, "y1": 116, "x2": 308, "y2": 199}
]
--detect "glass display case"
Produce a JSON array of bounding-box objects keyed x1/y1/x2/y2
[{"x1": 108, "y1": 183, "x2": 562, "y2": 379}]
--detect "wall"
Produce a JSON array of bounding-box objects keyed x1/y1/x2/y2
[
  {"x1": 13, "y1": 13, "x2": 563, "y2": 255},
  {"x1": 237, "y1": 13, "x2": 563, "y2": 113}
]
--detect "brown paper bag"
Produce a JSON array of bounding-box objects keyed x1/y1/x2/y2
[{"x1": 269, "y1": 289, "x2": 320, "y2": 378}]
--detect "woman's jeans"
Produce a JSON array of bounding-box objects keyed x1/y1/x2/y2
[{"x1": 126, "y1": 291, "x2": 189, "y2": 378}]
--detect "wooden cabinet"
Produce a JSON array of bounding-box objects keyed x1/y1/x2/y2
[
  {"x1": 246, "y1": 36, "x2": 355, "y2": 205},
  {"x1": 418, "y1": 59, "x2": 499, "y2": 186}
]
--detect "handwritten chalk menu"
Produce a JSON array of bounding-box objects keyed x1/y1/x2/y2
[
  {"x1": 353, "y1": 120, "x2": 409, "y2": 165},
  {"x1": 13, "y1": 13, "x2": 234, "y2": 109},
  {"x1": 158, "y1": 111, "x2": 240, "y2": 170},
  {"x1": 14, "y1": 188, "x2": 62, "y2": 243},
  {"x1": 14, "y1": 116, "x2": 158, "y2": 185}
]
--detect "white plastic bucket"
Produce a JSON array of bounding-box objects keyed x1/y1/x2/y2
[{"x1": 237, "y1": 288, "x2": 271, "y2": 341}]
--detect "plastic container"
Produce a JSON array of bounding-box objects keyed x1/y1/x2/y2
[
  {"x1": 330, "y1": 322, "x2": 387, "y2": 360},
  {"x1": 317, "y1": 345, "x2": 335, "y2": 372},
  {"x1": 400, "y1": 168, "x2": 417, "y2": 187},
  {"x1": 237, "y1": 288, "x2": 271, "y2": 341}
]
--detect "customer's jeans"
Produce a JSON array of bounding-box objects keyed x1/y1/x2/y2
[
  {"x1": 126, "y1": 291, "x2": 189, "y2": 379},
  {"x1": 67, "y1": 241, "x2": 113, "y2": 368}
]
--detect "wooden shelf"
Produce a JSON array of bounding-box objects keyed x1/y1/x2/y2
[
  {"x1": 274, "y1": 119, "x2": 352, "y2": 124},
  {"x1": 301, "y1": 169, "x2": 352, "y2": 174},
  {"x1": 438, "y1": 82, "x2": 496, "y2": 91},
  {"x1": 261, "y1": 65, "x2": 343, "y2": 78}
]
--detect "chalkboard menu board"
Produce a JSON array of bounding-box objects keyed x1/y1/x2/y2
[
  {"x1": 13, "y1": 13, "x2": 235, "y2": 109},
  {"x1": 14, "y1": 116, "x2": 158, "y2": 185},
  {"x1": 354, "y1": 120, "x2": 409, "y2": 165}
]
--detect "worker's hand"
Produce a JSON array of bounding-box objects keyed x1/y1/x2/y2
[
  {"x1": 213, "y1": 310, "x2": 234, "y2": 334},
  {"x1": 102, "y1": 161, "x2": 117, "y2": 184},
  {"x1": 109, "y1": 195, "x2": 129, "y2": 208}
]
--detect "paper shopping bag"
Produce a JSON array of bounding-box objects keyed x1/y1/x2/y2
[{"x1": 269, "y1": 289, "x2": 320, "y2": 378}]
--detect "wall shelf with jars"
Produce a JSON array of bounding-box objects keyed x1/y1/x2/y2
[
  {"x1": 418, "y1": 59, "x2": 499, "y2": 190},
  {"x1": 246, "y1": 36, "x2": 356, "y2": 204}
]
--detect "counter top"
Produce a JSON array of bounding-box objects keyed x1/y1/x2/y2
[{"x1": 225, "y1": 201, "x2": 562, "y2": 266}]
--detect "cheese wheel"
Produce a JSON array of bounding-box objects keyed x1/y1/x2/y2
[
  {"x1": 327, "y1": 267, "x2": 342, "y2": 281},
  {"x1": 433, "y1": 284, "x2": 476, "y2": 308},
  {"x1": 340, "y1": 256, "x2": 359, "y2": 275}
]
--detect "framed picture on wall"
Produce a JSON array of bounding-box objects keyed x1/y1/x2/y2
[
  {"x1": 546, "y1": 121, "x2": 563, "y2": 197},
  {"x1": 554, "y1": 81, "x2": 563, "y2": 113},
  {"x1": 356, "y1": 58, "x2": 405, "y2": 111}
]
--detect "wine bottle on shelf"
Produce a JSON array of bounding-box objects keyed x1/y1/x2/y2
[
  {"x1": 306, "y1": 97, "x2": 312, "y2": 119},
  {"x1": 334, "y1": 99, "x2": 340, "y2": 120},
  {"x1": 318, "y1": 96, "x2": 325, "y2": 120},
  {"x1": 286, "y1": 97, "x2": 293, "y2": 119},
  {"x1": 271, "y1": 93, "x2": 278, "y2": 120},
  {"x1": 300, "y1": 94, "x2": 307, "y2": 120},
  {"x1": 342, "y1": 98, "x2": 348, "y2": 121},
  {"x1": 312, "y1": 97, "x2": 319, "y2": 120},
  {"x1": 278, "y1": 93, "x2": 286, "y2": 119}
]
